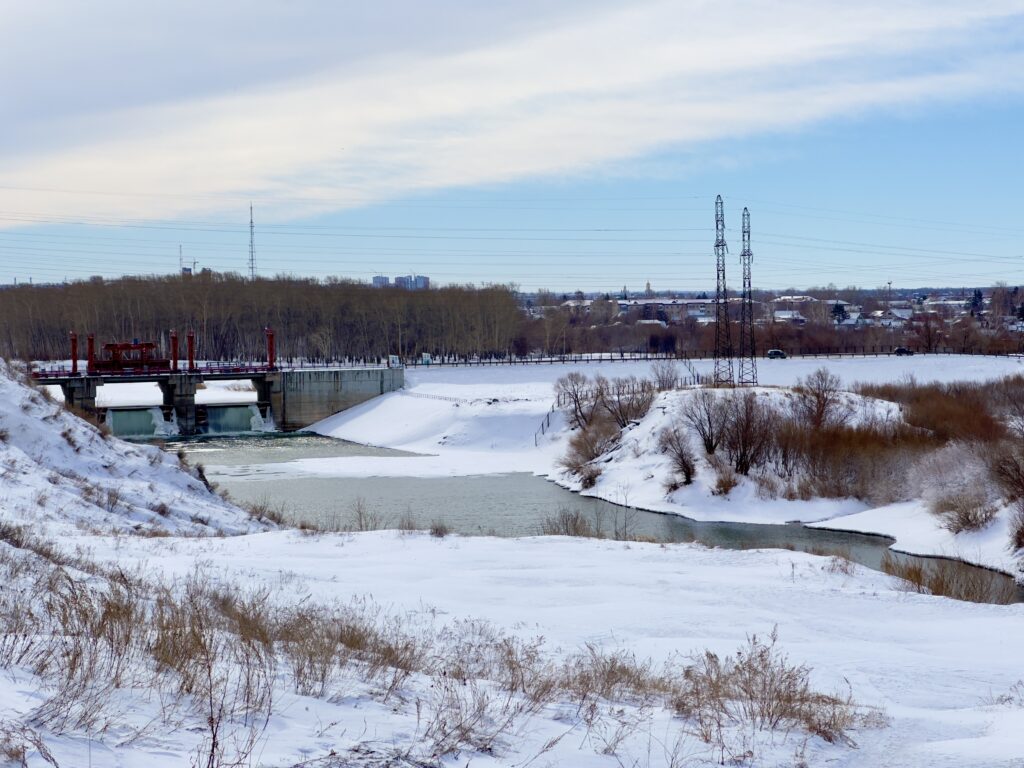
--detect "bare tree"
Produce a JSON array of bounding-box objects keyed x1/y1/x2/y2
[
  {"x1": 650, "y1": 359, "x2": 678, "y2": 391},
  {"x1": 793, "y1": 368, "x2": 848, "y2": 431},
  {"x1": 658, "y1": 420, "x2": 697, "y2": 485},
  {"x1": 599, "y1": 376, "x2": 654, "y2": 428},
  {"x1": 681, "y1": 388, "x2": 729, "y2": 454},
  {"x1": 723, "y1": 392, "x2": 778, "y2": 475},
  {"x1": 555, "y1": 372, "x2": 600, "y2": 428}
]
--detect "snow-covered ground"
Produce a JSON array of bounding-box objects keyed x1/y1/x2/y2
[
  {"x1": 312, "y1": 356, "x2": 1024, "y2": 574},
  {"x1": 22, "y1": 529, "x2": 1022, "y2": 768},
  {"x1": 0, "y1": 361, "x2": 260, "y2": 535},
  {"x1": 3, "y1": 357, "x2": 1024, "y2": 766}
]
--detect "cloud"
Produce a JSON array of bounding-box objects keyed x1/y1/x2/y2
[{"x1": 1, "y1": 0, "x2": 1022, "y2": 226}]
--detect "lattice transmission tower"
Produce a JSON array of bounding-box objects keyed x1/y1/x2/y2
[
  {"x1": 248, "y1": 203, "x2": 257, "y2": 280},
  {"x1": 737, "y1": 207, "x2": 758, "y2": 386},
  {"x1": 712, "y1": 195, "x2": 734, "y2": 386}
]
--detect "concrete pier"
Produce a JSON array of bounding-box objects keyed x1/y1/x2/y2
[
  {"x1": 59, "y1": 377, "x2": 102, "y2": 414},
  {"x1": 158, "y1": 373, "x2": 203, "y2": 435},
  {"x1": 261, "y1": 368, "x2": 404, "y2": 432}
]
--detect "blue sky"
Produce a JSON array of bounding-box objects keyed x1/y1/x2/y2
[{"x1": 1, "y1": 1, "x2": 1022, "y2": 292}]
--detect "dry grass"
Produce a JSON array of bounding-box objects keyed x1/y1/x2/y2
[
  {"x1": 673, "y1": 629, "x2": 856, "y2": 750},
  {"x1": 710, "y1": 457, "x2": 738, "y2": 496},
  {"x1": 429, "y1": 520, "x2": 451, "y2": 538},
  {"x1": 0, "y1": 526, "x2": 870, "y2": 765},
  {"x1": 858, "y1": 379, "x2": 1004, "y2": 443},
  {"x1": 930, "y1": 491, "x2": 998, "y2": 534},
  {"x1": 540, "y1": 508, "x2": 598, "y2": 537},
  {"x1": 881, "y1": 552, "x2": 1017, "y2": 605}
]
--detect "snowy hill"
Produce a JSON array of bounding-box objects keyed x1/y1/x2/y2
[{"x1": 0, "y1": 360, "x2": 261, "y2": 535}]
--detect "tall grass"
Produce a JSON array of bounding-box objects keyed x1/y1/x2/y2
[{"x1": 880, "y1": 552, "x2": 1017, "y2": 605}]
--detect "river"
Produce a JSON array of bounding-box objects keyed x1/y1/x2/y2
[{"x1": 175, "y1": 433, "x2": 1023, "y2": 603}]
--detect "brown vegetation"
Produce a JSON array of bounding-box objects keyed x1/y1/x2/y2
[
  {"x1": 0, "y1": 530, "x2": 865, "y2": 765},
  {"x1": 880, "y1": 552, "x2": 1017, "y2": 604}
]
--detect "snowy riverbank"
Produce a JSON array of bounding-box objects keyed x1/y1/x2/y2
[{"x1": 313, "y1": 356, "x2": 1024, "y2": 575}]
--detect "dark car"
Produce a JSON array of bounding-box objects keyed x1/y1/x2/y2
[
  {"x1": 766, "y1": 349, "x2": 787, "y2": 359},
  {"x1": 894, "y1": 347, "x2": 915, "y2": 356}
]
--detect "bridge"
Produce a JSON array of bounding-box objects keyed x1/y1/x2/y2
[{"x1": 31, "y1": 330, "x2": 404, "y2": 435}]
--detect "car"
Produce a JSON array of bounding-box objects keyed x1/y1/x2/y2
[
  {"x1": 894, "y1": 347, "x2": 915, "y2": 356},
  {"x1": 766, "y1": 349, "x2": 787, "y2": 359}
]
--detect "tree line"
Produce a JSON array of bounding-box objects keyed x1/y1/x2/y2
[{"x1": 0, "y1": 273, "x2": 522, "y2": 362}]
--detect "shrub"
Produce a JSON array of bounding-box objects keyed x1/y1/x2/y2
[
  {"x1": 555, "y1": 372, "x2": 601, "y2": 429},
  {"x1": 559, "y1": 409, "x2": 620, "y2": 480},
  {"x1": 858, "y1": 379, "x2": 1003, "y2": 443},
  {"x1": 710, "y1": 458, "x2": 738, "y2": 496},
  {"x1": 881, "y1": 552, "x2": 1017, "y2": 604},
  {"x1": 658, "y1": 420, "x2": 696, "y2": 486},
  {"x1": 541, "y1": 508, "x2": 597, "y2": 537},
  {"x1": 991, "y1": 445, "x2": 1024, "y2": 502},
  {"x1": 429, "y1": 520, "x2": 451, "y2": 538},
  {"x1": 930, "y1": 491, "x2": 998, "y2": 534},
  {"x1": 1010, "y1": 507, "x2": 1024, "y2": 552},
  {"x1": 672, "y1": 629, "x2": 855, "y2": 746}
]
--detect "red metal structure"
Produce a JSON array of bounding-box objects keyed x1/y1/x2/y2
[
  {"x1": 265, "y1": 327, "x2": 276, "y2": 369},
  {"x1": 87, "y1": 339, "x2": 172, "y2": 375},
  {"x1": 32, "y1": 328, "x2": 284, "y2": 380},
  {"x1": 170, "y1": 330, "x2": 179, "y2": 372}
]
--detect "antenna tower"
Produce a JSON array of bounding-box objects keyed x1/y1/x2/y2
[
  {"x1": 737, "y1": 207, "x2": 758, "y2": 385},
  {"x1": 713, "y1": 195, "x2": 734, "y2": 386},
  {"x1": 248, "y1": 203, "x2": 257, "y2": 280}
]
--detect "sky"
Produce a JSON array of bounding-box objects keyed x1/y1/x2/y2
[{"x1": 1, "y1": 0, "x2": 1023, "y2": 292}]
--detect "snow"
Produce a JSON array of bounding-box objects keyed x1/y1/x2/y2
[
  {"x1": 29, "y1": 529, "x2": 1024, "y2": 768},
  {"x1": 810, "y1": 501, "x2": 1022, "y2": 575},
  {"x1": 41, "y1": 378, "x2": 258, "y2": 406},
  {"x1": 0, "y1": 360, "x2": 260, "y2": 535},
  {"x1": 311, "y1": 356, "x2": 1024, "y2": 575}
]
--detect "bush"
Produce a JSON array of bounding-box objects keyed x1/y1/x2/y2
[
  {"x1": 881, "y1": 552, "x2": 1017, "y2": 604},
  {"x1": 672, "y1": 629, "x2": 855, "y2": 746},
  {"x1": 930, "y1": 491, "x2": 998, "y2": 534},
  {"x1": 859, "y1": 379, "x2": 1003, "y2": 443},
  {"x1": 658, "y1": 420, "x2": 696, "y2": 486},
  {"x1": 429, "y1": 520, "x2": 451, "y2": 538},
  {"x1": 541, "y1": 508, "x2": 597, "y2": 537},
  {"x1": 710, "y1": 457, "x2": 738, "y2": 496},
  {"x1": 559, "y1": 409, "x2": 620, "y2": 478},
  {"x1": 1010, "y1": 507, "x2": 1024, "y2": 552}
]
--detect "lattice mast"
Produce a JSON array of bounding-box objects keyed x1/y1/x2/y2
[
  {"x1": 737, "y1": 207, "x2": 758, "y2": 385},
  {"x1": 713, "y1": 195, "x2": 734, "y2": 386},
  {"x1": 248, "y1": 203, "x2": 257, "y2": 280}
]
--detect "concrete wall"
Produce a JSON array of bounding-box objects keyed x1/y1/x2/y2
[{"x1": 264, "y1": 368, "x2": 404, "y2": 432}]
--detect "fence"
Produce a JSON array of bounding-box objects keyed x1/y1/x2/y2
[{"x1": 401, "y1": 345, "x2": 1022, "y2": 369}]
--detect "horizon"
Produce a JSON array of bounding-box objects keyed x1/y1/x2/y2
[{"x1": 2, "y1": 2, "x2": 1022, "y2": 290}]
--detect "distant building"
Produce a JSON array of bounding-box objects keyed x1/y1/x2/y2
[
  {"x1": 414, "y1": 275, "x2": 430, "y2": 290},
  {"x1": 372, "y1": 275, "x2": 390, "y2": 288},
  {"x1": 394, "y1": 275, "x2": 413, "y2": 289}
]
